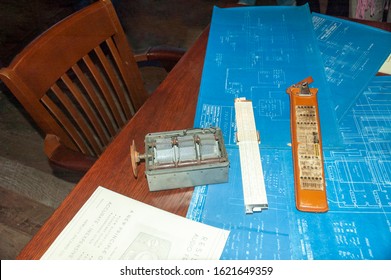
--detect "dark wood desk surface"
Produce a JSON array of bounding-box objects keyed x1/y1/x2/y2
[{"x1": 17, "y1": 14, "x2": 390, "y2": 259}]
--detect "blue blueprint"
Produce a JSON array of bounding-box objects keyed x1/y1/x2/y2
[
  {"x1": 187, "y1": 5, "x2": 391, "y2": 260},
  {"x1": 312, "y1": 13, "x2": 391, "y2": 121},
  {"x1": 195, "y1": 5, "x2": 341, "y2": 149},
  {"x1": 188, "y1": 76, "x2": 391, "y2": 260}
]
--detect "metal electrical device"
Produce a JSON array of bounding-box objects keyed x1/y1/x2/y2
[
  {"x1": 286, "y1": 77, "x2": 328, "y2": 212},
  {"x1": 130, "y1": 127, "x2": 229, "y2": 191}
]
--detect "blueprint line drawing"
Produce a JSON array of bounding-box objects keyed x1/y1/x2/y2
[
  {"x1": 312, "y1": 13, "x2": 391, "y2": 120},
  {"x1": 188, "y1": 5, "x2": 391, "y2": 260},
  {"x1": 196, "y1": 5, "x2": 341, "y2": 149},
  {"x1": 190, "y1": 76, "x2": 391, "y2": 260},
  {"x1": 325, "y1": 77, "x2": 391, "y2": 212}
]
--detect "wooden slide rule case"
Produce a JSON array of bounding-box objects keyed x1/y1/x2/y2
[{"x1": 286, "y1": 77, "x2": 328, "y2": 212}]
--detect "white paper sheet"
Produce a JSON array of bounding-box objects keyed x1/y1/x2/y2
[
  {"x1": 41, "y1": 186, "x2": 229, "y2": 260},
  {"x1": 379, "y1": 53, "x2": 391, "y2": 75}
]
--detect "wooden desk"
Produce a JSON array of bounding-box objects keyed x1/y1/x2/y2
[{"x1": 17, "y1": 15, "x2": 390, "y2": 259}]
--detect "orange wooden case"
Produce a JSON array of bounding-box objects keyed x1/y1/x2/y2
[{"x1": 286, "y1": 77, "x2": 328, "y2": 212}]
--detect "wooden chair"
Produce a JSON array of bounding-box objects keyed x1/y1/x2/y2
[{"x1": 0, "y1": 0, "x2": 184, "y2": 177}]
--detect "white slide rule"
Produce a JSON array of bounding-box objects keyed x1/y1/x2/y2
[{"x1": 235, "y1": 97, "x2": 268, "y2": 214}]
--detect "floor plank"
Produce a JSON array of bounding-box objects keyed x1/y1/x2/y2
[
  {"x1": 0, "y1": 91, "x2": 56, "y2": 175},
  {"x1": 0, "y1": 187, "x2": 55, "y2": 236},
  {"x1": 0, "y1": 187, "x2": 56, "y2": 259},
  {"x1": 0, "y1": 156, "x2": 74, "y2": 208},
  {"x1": 0, "y1": 223, "x2": 32, "y2": 260}
]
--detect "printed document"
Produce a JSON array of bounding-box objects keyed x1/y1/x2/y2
[{"x1": 41, "y1": 186, "x2": 229, "y2": 260}]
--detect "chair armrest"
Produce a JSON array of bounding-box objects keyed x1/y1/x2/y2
[
  {"x1": 134, "y1": 46, "x2": 186, "y2": 72},
  {"x1": 44, "y1": 134, "x2": 97, "y2": 173}
]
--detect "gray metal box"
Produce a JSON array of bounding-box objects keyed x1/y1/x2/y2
[{"x1": 142, "y1": 128, "x2": 229, "y2": 191}]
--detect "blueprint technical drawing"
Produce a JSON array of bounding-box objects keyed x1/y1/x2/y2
[
  {"x1": 189, "y1": 75, "x2": 391, "y2": 260},
  {"x1": 195, "y1": 5, "x2": 340, "y2": 149},
  {"x1": 293, "y1": 76, "x2": 391, "y2": 259},
  {"x1": 187, "y1": 5, "x2": 391, "y2": 259},
  {"x1": 312, "y1": 13, "x2": 391, "y2": 121}
]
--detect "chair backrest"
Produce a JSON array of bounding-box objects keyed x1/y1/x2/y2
[{"x1": 0, "y1": 0, "x2": 148, "y2": 157}]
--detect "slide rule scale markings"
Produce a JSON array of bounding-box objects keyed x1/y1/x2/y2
[{"x1": 235, "y1": 97, "x2": 268, "y2": 214}]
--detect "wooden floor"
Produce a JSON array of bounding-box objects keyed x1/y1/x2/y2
[
  {"x1": 0, "y1": 0, "x2": 342, "y2": 259},
  {"x1": 0, "y1": 90, "x2": 76, "y2": 259}
]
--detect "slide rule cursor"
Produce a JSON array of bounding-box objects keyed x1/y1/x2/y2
[{"x1": 286, "y1": 77, "x2": 328, "y2": 212}]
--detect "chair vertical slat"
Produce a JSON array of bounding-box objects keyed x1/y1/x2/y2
[
  {"x1": 94, "y1": 44, "x2": 132, "y2": 119},
  {"x1": 51, "y1": 83, "x2": 102, "y2": 155},
  {"x1": 40, "y1": 95, "x2": 92, "y2": 155},
  {"x1": 105, "y1": 37, "x2": 135, "y2": 117},
  {"x1": 72, "y1": 63, "x2": 117, "y2": 138},
  {"x1": 62, "y1": 71, "x2": 110, "y2": 146},
  {"x1": 83, "y1": 54, "x2": 125, "y2": 130}
]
